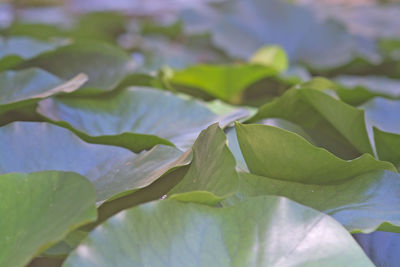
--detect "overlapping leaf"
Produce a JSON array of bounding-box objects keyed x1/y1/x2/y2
[
  {"x1": 181, "y1": 0, "x2": 377, "y2": 68},
  {"x1": 63, "y1": 196, "x2": 373, "y2": 267},
  {"x1": 37, "y1": 87, "x2": 250, "y2": 151},
  {"x1": 16, "y1": 42, "x2": 135, "y2": 93},
  {"x1": 168, "y1": 124, "x2": 238, "y2": 204},
  {"x1": 0, "y1": 171, "x2": 97, "y2": 267},
  {"x1": 227, "y1": 171, "x2": 400, "y2": 233},
  {"x1": 247, "y1": 88, "x2": 374, "y2": 159},
  {"x1": 236, "y1": 123, "x2": 395, "y2": 184},
  {"x1": 0, "y1": 122, "x2": 189, "y2": 203},
  {"x1": 362, "y1": 97, "x2": 400, "y2": 167},
  {"x1": 171, "y1": 63, "x2": 278, "y2": 102},
  {"x1": 336, "y1": 75, "x2": 400, "y2": 105},
  {"x1": 233, "y1": 123, "x2": 399, "y2": 232},
  {"x1": 355, "y1": 231, "x2": 400, "y2": 267},
  {"x1": 0, "y1": 68, "x2": 87, "y2": 113}
]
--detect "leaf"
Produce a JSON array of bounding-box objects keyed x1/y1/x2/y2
[
  {"x1": 0, "y1": 37, "x2": 61, "y2": 71},
  {"x1": 335, "y1": 75, "x2": 400, "y2": 105},
  {"x1": 63, "y1": 196, "x2": 373, "y2": 267},
  {"x1": 0, "y1": 122, "x2": 189, "y2": 204},
  {"x1": 227, "y1": 170, "x2": 400, "y2": 233},
  {"x1": 355, "y1": 231, "x2": 400, "y2": 267},
  {"x1": 171, "y1": 64, "x2": 278, "y2": 102},
  {"x1": 247, "y1": 88, "x2": 374, "y2": 159},
  {"x1": 0, "y1": 68, "x2": 87, "y2": 113},
  {"x1": 37, "y1": 87, "x2": 249, "y2": 151},
  {"x1": 16, "y1": 42, "x2": 135, "y2": 93},
  {"x1": 183, "y1": 0, "x2": 377, "y2": 68},
  {"x1": 168, "y1": 124, "x2": 238, "y2": 205},
  {"x1": 0, "y1": 171, "x2": 97, "y2": 267},
  {"x1": 249, "y1": 45, "x2": 288, "y2": 72},
  {"x1": 0, "y1": 37, "x2": 59, "y2": 60},
  {"x1": 235, "y1": 123, "x2": 395, "y2": 184},
  {"x1": 362, "y1": 97, "x2": 400, "y2": 167}
]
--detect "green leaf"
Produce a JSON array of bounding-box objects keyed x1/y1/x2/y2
[
  {"x1": 171, "y1": 64, "x2": 278, "y2": 102},
  {"x1": 0, "y1": 122, "x2": 188, "y2": 204},
  {"x1": 0, "y1": 37, "x2": 59, "y2": 60},
  {"x1": 0, "y1": 68, "x2": 87, "y2": 113},
  {"x1": 63, "y1": 196, "x2": 373, "y2": 267},
  {"x1": 0, "y1": 171, "x2": 97, "y2": 267},
  {"x1": 38, "y1": 87, "x2": 248, "y2": 152},
  {"x1": 235, "y1": 123, "x2": 395, "y2": 184},
  {"x1": 374, "y1": 128, "x2": 400, "y2": 169},
  {"x1": 226, "y1": 118, "x2": 315, "y2": 171},
  {"x1": 336, "y1": 75, "x2": 400, "y2": 105},
  {"x1": 249, "y1": 45, "x2": 288, "y2": 72},
  {"x1": 227, "y1": 170, "x2": 400, "y2": 233},
  {"x1": 247, "y1": 88, "x2": 374, "y2": 159},
  {"x1": 16, "y1": 42, "x2": 135, "y2": 93},
  {"x1": 168, "y1": 124, "x2": 238, "y2": 205},
  {"x1": 0, "y1": 37, "x2": 61, "y2": 71},
  {"x1": 362, "y1": 97, "x2": 400, "y2": 167}
]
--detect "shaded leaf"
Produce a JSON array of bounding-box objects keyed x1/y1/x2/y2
[
  {"x1": 183, "y1": 0, "x2": 377, "y2": 68},
  {"x1": 16, "y1": 42, "x2": 135, "y2": 93},
  {"x1": 355, "y1": 231, "x2": 400, "y2": 267},
  {"x1": 63, "y1": 196, "x2": 373, "y2": 267},
  {"x1": 0, "y1": 68, "x2": 87, "y2": 113},
  {"x1": 0, "y1": 122, "x2": 188, "y2": 203},
  {"x1": 0, "y1": 36, "x2": 59, "y2": 60},
  {"x1": 0, "y1": 171, "x2": 97, "y2": 267}
]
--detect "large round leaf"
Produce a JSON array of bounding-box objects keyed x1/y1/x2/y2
[
  {"x1": 16, "y1": 42, "x2": 135, "y2": 93},
  {"x1": 0, "y1": 122, "x2": 188, "y2": 203},
  {"x1": 63, "y1": 196, "x2": 373, "y2": 267},
  {"x1": 0, "y1": 171, "x2": 97, "y2": 267},
  {"x1": 0, "y1": 68, "x2": 87, "y2": 113},
  {"x1": 226, "y1": 170, "x2": 400, "y2": 233},
  {"x1": 37, "y1": 87, "x2": 249, "y2": 151},
  {"x1": 235, "y1": 123, "x2": 395, "y2": 184}
]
